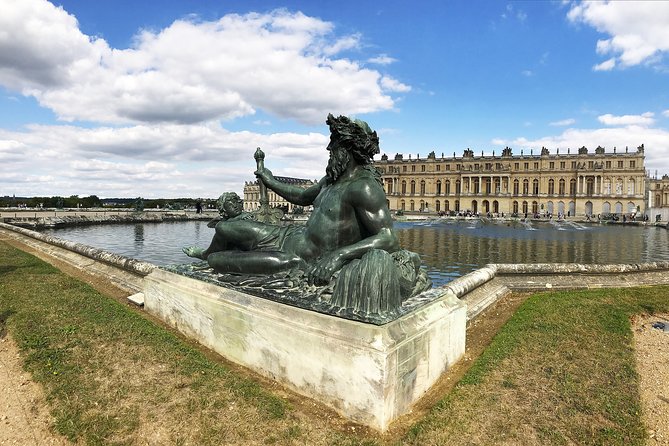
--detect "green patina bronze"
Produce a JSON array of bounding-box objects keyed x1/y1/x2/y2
[{"x1": 181, "y1": 114, "x2": 431, "y2": 322}]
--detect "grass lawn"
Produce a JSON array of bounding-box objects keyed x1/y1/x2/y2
[{"x1": 1, "y1": 240, "x2": 668, "y2": 445}]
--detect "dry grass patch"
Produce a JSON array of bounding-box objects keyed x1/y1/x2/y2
[{"x1": 2, "y1": 239, "x2": 669, "y2": 445}]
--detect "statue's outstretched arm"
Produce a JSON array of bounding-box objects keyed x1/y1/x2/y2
[{"x1": 255, "y1": 168, "x2": 325, "y2": 206}]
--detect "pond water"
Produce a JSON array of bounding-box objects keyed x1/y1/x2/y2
[{"x1": 41, "y1": 219, "x2": 669, "y2": 286}]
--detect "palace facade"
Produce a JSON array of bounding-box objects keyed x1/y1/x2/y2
[
  {"x1": 374, "y1": 145, "x2": 647, "y2": 217},
  {"x1": 647, "y1": 174, "x2": 669, "y2": 221},
  {"x1": 243, "y1": 176, "x2": 315, "y2": 213}
]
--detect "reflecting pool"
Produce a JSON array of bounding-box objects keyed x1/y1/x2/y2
[{"x1": 41, "y1": 219, "x2": 669, "y2": 286}]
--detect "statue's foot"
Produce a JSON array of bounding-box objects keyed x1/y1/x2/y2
[{"x1": 182, "y1": 246, "x2": 205, "y2": 259}]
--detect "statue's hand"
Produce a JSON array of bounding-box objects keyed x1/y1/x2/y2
[
  {"x1": 308, "y1": 252, "x2": 344, "y2": 285},
  {"x1": 254, "y1": 167, "x2": 274, "y2": 184}
]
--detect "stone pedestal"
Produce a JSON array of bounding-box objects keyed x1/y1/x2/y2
[{"x1": 143, "y1": 268, "x2": 466, "y2": 431}]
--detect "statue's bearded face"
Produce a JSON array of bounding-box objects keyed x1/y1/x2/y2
[{"x1": 326, "y1": 140, "x2": 351, "y2": 182}]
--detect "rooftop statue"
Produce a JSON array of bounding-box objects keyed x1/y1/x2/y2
[{"x1": 181, "y1": 114, "x2": 431, "y2": 323}]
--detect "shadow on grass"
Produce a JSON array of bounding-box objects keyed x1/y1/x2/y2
[
  {"x1": 0, "y1": 309, "x2": 16, "y2": 339},
  {"x1": 0, "y1": 265, "x2": 18, "y2": 276}
]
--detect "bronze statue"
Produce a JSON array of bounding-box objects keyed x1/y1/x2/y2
[{"x1": 182, "y1": 114, "x2": 430, "y2": 321}]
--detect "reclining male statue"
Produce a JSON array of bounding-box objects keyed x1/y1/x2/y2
[{"x1": 183, "y1": 114, "x2": 430, "y2": 317}]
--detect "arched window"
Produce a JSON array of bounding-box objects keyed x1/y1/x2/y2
[
  {"x1": 569, "y1": 179, "x2": 576, "y2": 195},
  {"x1": 436, "y1": 180, "x2": 442, "y2": 195},
  {"x1": 410, "y1": 200, "x2": 415, "y2": 211},
  {"x1": 435, "y1": 200, "x2": 441, "y2": 212},
  {"x1": 602, "y1": 202, "x2": 611, "y2": 214},
  {"x1": 532, "y1": 179, "x2": 539, "y2": 195},
  {"x1": 400, "y1": 200, "x2": 406, "y2": 210},
  {"x1": 513, "y1": 179, "x2": 519, "y2": 195},
  {"x1": 522, "y1": 201, "x2": 528, "y2": 214},
  {"x1": 445, "y1": 180, "x2": 451, "y2": 195},
  {"x1": 559, "y1": 179, "x2": 566, "y2": 195},
  {"x1": 512, "y1": 201, "x2": 519, "y2": 213},
  {"x1": 401, "y1": 180, "x2": 406, "y2": 195},
  {"x1": 532, "y1": 201, "x2": 538, "y2": 214},
  {"x1": 410, "y1": 180, "x2": 416, "y2": 195},
  {"x1": 420, "y1": 180, "x2": 426, "y2": 195},
  {"x1": 522, "y1": 179, "x2": 529, "y2": 195},
  {"x1": 548, "y1": 179, "x2": 555, "y2": 195}
]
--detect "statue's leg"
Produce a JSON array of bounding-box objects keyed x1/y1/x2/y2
[{"x1": 206, "y1": 251, "x2": 305, "y2": 275}]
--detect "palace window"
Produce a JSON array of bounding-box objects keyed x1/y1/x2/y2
[
  {"x1": 403, "y1": 166, "x2": 407, "y2": 172},
  {"x1": 533, "y1": 179, "x2": 539, "y2": 195},
  {"x1": 524, "y1": 162, "x2": 529, "y2": 170},
  {"x1": 522, "y1": 179, "x2": 529, "y2": 195},
  {"x1": 560, "y1": 161, "x2": 565, "y2": 169},
  {"x1": 549, "y1": 162, "x2": 555, "y2": 169},
  {"x1": 436, "y1": 165, "x2": 441, "y2": 172},
  {"x1": 412, "y1": 165, "x2": 416, "y2": 172},
  {"x1": 410, "y1": 180, "x2": 416, "y2": 195},
  {"x1": 514, "y1": 162, "x2": 520, "y2": 170},
  {"x1": 420, "y1": 180, "x2": 426, "y2": 195},
  {"x1": 534, "y1": 162, "x2": 539, "y2": 170},
  {"x1": 513, "y1": 179, "x2": 519, "y2": 195},
  {"x1": 629, "y1": 160, "x2": 636, "y2": 168},
  {"x1": 618, "y1": 161, "x2": 623, "y2": 168},
  {"x1": 559, "y1": 179, "x2": 566, "y2": 195},
  {"x1": 606, "y1": 161, "x2": 611, "y2": 169},
  {"x1": 421, "y1": 165, "x2": 426, "y2": 172},
  {"x1": 548, "y1": 179, "x2": 555, "y2": 195}
]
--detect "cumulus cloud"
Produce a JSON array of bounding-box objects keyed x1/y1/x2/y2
[
  {"x1": 567, "y1": 1, "x2": 669, "y2": 70},
  {"x1": 550, "y1": 118, "x2": 576, "y2": 127},
  {"x1": 0, "y1": 1, "x2": 409, "y2": 125},
  {"x1": 598, "y1": 112, "x2": 654, "y2": 126},
  {"x1": 368, "y1": 54, "x2": 397, "y2": 65},
  {"x1": 663, "y1": 110, "x2": 669, "y2": 118},
  {"x1": 491, "y1": 122, "x2": 669, "y2": 174},
  {"x1": 0, "y1": 123, "x2": 329, "y2": 197}
]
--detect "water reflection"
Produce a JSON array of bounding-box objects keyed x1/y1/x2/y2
[
  {"x1": 395, "y1": 220, "x2": 669, "y2": 285},
  {"x1": 42, "y1": 220, "x2": 669, "y2": 286}
]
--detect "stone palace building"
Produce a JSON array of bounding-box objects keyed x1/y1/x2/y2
[
  {"x1": 243, "y1": 176, "x2": 315, "y2": 213},
  {"x1": 375, "y1": 144, "x2": 648, "y2": 217}
]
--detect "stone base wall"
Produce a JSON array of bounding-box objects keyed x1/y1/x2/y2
[{"x1": 144, "y1": 268, "x2": 466, "y2": 431}]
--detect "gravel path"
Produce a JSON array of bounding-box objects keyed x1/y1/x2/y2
[
  {"x1": 633, "y1": 313, "x2": 669, "y2": 445},
  {"x1": 0, "y1": 336, "x2": 68, "y2": 445}
]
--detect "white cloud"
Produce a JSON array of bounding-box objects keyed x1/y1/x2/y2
[
  {"x1": 598, "y1": 112, "x2": 654, "y2": 126},
  {"x1": 593, "y1": 58, "x2": 616, "y2": 71},
  {"x1": 0, "y1": 1, "x2": 409, "y2": 126},
  {"x1": 550, "y1": 118, "x2": 576, "y2": 127},
  {"x1": 492, "y1": 123, "x2": 669, "y2": 174},
  {"x1": 0, "y1": 123, "x2": 330, "y2": 198},
  {"x1": 368, "y1": 54, "x2": 397, "y2": 65},
  {"x1": 663, "y1": 110, "x2": 669, "y2": 118},
  {"x1": 521, "y1": 70, "x2": 533, "y2": 77},
  {"x1": 380, "y1": 76, "x2": 411, "y2": 93},
  {"x1": 568, "y1": 1, "x2": 669, "y2": 69}
]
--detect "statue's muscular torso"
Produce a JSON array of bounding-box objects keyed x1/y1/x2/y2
[{"x1": 284, "y1": 169, "x2": 388, "y2": 262}]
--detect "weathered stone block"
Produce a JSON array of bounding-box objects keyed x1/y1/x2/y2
[{"x1": 143, "y1": 268, "x2": 466, "y2": 430}]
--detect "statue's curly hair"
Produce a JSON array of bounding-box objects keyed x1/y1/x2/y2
[
  {"x1": 326, "y1": 114, "x2": 380, "y2": 164},
  {"x1": 216, "y1": 192, "x2": 241, "y2": 217}
]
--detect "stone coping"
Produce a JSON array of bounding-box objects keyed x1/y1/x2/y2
[
  {"x1": 442, "y1": 261, "x2": 669, "y2": 299},
  {"x1": 0, "y1": 222, "x2": 155, "y2": 276}
]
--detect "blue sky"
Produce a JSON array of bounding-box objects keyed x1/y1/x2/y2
[{"x1": 1, "y1": 0, "x2": 668, "y2": 198}]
